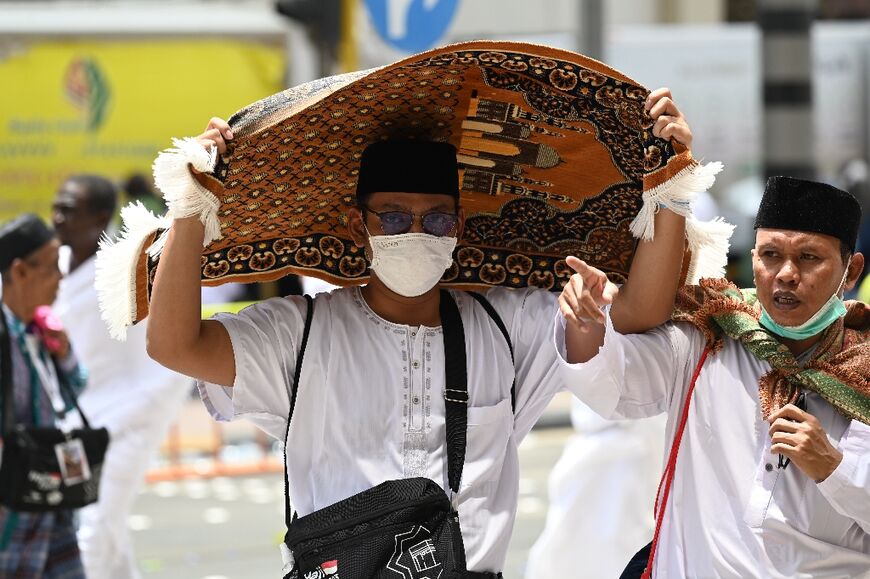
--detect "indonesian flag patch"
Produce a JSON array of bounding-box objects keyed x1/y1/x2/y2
[{"x1": 320, "y1": 560, "x2": 338, "y2": 576}]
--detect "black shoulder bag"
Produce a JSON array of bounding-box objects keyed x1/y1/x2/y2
[
  {"x1": 281, "y1": 290, "x2": 513, "y2": 579},
  {"x1": 0, "y1": 310, "x2": 110, "y2": 512}
]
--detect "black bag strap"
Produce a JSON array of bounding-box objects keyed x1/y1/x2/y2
[
  {"x1": 467, "y1": 291, "x2": 515, "y2": 413},
  {"x1": 1, "y1": 309, "x2": 13, "y2": 436},
  {"x1": 439, "y1": 289, "x2": 468, "y2": 496},
  {"x1": 52, "y1": 358, "x2": 93, "y2": 429},
  {"x1": 281, "y1": 291, "x2": 469, "y2": 527},
  {"x1": 283, "y1": 294, "x2": 314, "y2": 528}
]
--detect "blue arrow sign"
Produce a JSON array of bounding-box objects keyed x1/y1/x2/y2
[{"x1": 365, "y1": 0, "x2": 460, "y2": 53}]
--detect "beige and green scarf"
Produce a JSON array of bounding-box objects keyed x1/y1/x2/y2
[{"x1": 672, "y1": 278, "x2": 870, "y2": 426}]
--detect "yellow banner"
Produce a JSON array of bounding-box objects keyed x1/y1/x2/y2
[{"x1": 0, "y1": 38, "x2": 285, "y2": 222}]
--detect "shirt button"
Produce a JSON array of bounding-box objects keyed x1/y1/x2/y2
[
  {"x1": 765, "y1": 463, "x2": 773, "y2": 472},
  {"x1": 412, "y1": 361, "x2": 420, "y2": 369},
  {"x1": 411, "y1": 330, "x2": 417, "y2": 338},
  {"x1": 413, "y1": 396, "x2": 420, "y2": 404}
]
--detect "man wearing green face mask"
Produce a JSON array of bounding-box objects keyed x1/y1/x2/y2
[
  {"x1": 557, "y1": 176, "x2": 870, "y2": 578},
  {"x1": 754, "y1": 177, "x2": 860, "y2": 343}
]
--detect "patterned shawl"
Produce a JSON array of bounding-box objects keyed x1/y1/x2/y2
[{"x1": 673, "y1": 278, "x2": 870, "y2": 425}]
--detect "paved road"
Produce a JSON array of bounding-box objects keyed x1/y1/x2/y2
[{"x1": 132, "y1": 425, "x2": 572, "y2": 578}]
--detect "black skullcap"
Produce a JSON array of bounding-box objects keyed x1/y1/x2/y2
[
  {"x1": 356, "y1": 140, "x2": 459, "y2": 203},
  {"x1": 0, "y1": 214, "x2": 56, "y2": 271},
  {"x1": 754, "y1": 176, "x2": 862, "y2": 251}
]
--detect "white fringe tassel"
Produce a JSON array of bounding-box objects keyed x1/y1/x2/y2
[
  {"x1": 152, "y1": 137, "x2": 221, "y2": 248},
  {"x1": 96, "y1": 137, "x2": 220, "y2": 340},
  {"x1": 629, "y1": 160, "x2": 733, "y2": 285},
  {"x1": 685, "y1": 216, "x2": 736, "y2": 284},
  {"x1": 95, "y1": 202, "x2": 170, "y2": 341}
]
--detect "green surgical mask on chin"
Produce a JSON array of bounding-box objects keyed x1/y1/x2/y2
[{"x1": 759, "y1": 261, "x2": 850, "y2": 341}]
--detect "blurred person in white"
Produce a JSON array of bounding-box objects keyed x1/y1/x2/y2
[
  {"x1": 52, "y1": 175, "x2": 191, "y2": 579},
  {"x1": 526, "y1": 189, "x2": 720, "y2": 579}
]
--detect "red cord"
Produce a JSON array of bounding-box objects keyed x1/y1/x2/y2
[{"x1": 642, "y1": 347, "x2": 710, "y2": 579}]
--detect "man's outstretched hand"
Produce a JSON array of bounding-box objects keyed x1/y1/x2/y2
[{"x1": 559, "y1": 256, "x2": 619, "y2": 333}]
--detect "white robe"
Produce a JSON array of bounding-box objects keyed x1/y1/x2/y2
[
  {"x1": 198, "y1": 286, "x2": 564, "y2": 573},
  {"x1": 54, "y1": 255, "x2": 192, "y2": 579},
  {"x1": 556, "y1": 309, "x2": 870, "y2": 579},
  {"x1": 525, "y1": 401, "x2": 665, "y2": 579}
]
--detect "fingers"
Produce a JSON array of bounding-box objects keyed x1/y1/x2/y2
[
  {"x1": 559, "y1": 293, "x2": 581, "y2": 326},
  {"x1": 205, "y1": 117, "x2": 233, "y2": 139},
  {"x1": 197, "y1": 128, "x2": 228, "y2": 154},
  {"x1": 197, "y1": 118, "x2": 234, "y2": 154},
  {"x1": 563, "y1": 255, "x2": 615, "y2": 313},
  {"x1": 566, "y1": 255, "x2": 589, "y2": 274},
  {"x1": 652, "y1": 114, "x2": 693, "y2": 148},
  {"x1": 768, "y1": 403, "x2": 811, "y2": 424},
  {"x1": 648, "y1": 95, "x2": 679, "y2": 121},
  {"x1": 768, "y1": 417, "x2": 801, "y2": 437},
  {"x1": 770, "y1": 443, "x2": 797, "y2": 460},
  {"x1": 566, "y1": 256, "x2": 609, "y2": 287},
  {"x1": 561, "y1": 277, "x2": 582, "y2": 316},
  {"x1": 770, "y1": 431, "x2": 799, "y2": 447},
  {"x1": 646, "y1": 89, "x2": 693, "y2": 149},
  {"x1": 559, "y1": 294, "x2": 592, "y2": 333},
  {"x1": 645, "y1": 87, "x2": 673, "y2": 114},
  {"x1": 562, "y1": 275, "x2": 606, "y2": 325},
  {"x1": 573, "y1": 276, "x2": 606, "y2": 323}
]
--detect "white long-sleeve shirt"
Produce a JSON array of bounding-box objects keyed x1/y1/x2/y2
[
  {"x1": 198, "y1": 286, "x2": 563, "y2": 573},
  {"x1": 556, "y1": 309, "x2": 870, "y2": 579}
]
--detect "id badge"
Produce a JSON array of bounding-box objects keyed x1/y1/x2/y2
[{"x1": 54, "y1": 438, "x2": 91, "y2": 485}]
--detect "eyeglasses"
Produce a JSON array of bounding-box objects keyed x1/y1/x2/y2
[{"x1": 363, "y1": 207, "x2": 458, "y2": 237}]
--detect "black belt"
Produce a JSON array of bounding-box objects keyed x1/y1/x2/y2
[{"x1": 468, "y1": 573, "x2": 503, "y2": 579}]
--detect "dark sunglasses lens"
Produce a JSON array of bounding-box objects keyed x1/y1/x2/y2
[
  {"x1": 377, "y1": 211, "x2": 413, "y2": 235},
  {"x1": 423, "y1": 213, "x2": 458, "y2": 236}
]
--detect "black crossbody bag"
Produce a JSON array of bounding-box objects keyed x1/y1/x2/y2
[
  {"x1": 281, "y1": 290, "x2": 513, "y2": 579},
  {"x1": 0, "y1": 310, "x2": 110, "y2": 512}
]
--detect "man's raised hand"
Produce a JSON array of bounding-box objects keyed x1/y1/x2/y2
[
  {"x1": 559, "y1": 256, "x2": 619, "y2": 333},
  {"x1": 196, "y1": 117, "x2": 234, "y2": 155},
  {"x1": 646, "y1": 87, "x2": 693, "y2": 150}
]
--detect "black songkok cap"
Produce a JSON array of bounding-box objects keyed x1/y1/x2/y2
[
  {"x1": 0, "y1": 214, "x2": 56, "y2": 271},
  {"x1": 754, "y1": 176, "x2": 862, "y2": 251},
  {"x1": 356, "y1": 140, "x2": 459, "y2": 203}
]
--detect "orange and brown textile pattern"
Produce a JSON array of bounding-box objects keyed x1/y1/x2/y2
[
  {"x1": 144, "y1": 41, "x2": 694, "y2": 305},
  {"x1": 673, "y1": 279, "x2": 870, "y2": 425}
]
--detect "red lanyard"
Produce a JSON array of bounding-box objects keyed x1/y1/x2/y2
[{"x1": 643, "y1": 347, "x2": 710, "y2": 578}]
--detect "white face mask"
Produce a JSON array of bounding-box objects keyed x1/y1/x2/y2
[{"x1": 368, "y1": 232, "x2": 457, "y2": 297}]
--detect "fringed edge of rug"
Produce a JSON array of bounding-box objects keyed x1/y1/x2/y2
[
  {"x1": 631, "y1": 160, "x2": 734, "y2": 284},
  {"x1": 152, "y1": 137, "x2": 221, "y2": 253},
  {"x1": 685, "y1": 215, "x2": 736, "y2": 283},
  {"x1": 95, "y1": 202, "x2": 169, "y2": 341}
]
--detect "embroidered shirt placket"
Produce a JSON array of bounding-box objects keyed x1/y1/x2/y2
[
  {"x1": 745, "y1": 438, "x2": 782, "y2": 528},
  {"x1": 745, "y1": 346, "x2": 816, "y2": 529},
  {"x1": 402, "y1": 327, "x2": 428, "y2": 478}
]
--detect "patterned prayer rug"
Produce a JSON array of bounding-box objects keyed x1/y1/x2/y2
[{"x1": 97, "y1": 40, "x2": 729, "y2": 338}]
